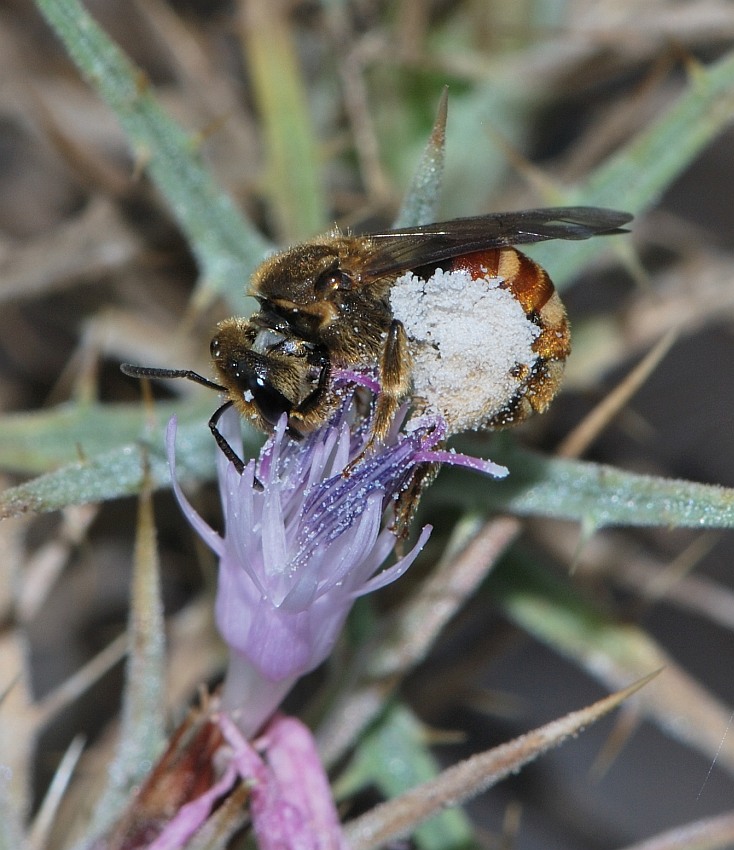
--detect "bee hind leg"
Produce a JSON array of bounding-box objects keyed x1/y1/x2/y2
[
  {"x1": 392, "y1": 462, "x2": 439, "y2": 545},
  {"x1": 342, "y1": 320, "x2": 412, "y2": 477},
  {"x1": 371, "y1": 319, "x2": 412, "y2": 442}
]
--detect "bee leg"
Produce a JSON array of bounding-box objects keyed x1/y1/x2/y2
[
  {"x1": 392, "y1": 462, "x2": 439, "y2": 545},
  {"x1": 343, "y1": 321, "x2": 411, "y2": 478},
  {"x1": 207, "y1": 400, "x2": 245, "y2": 474},
  {"x1": 284, "y1": 358, "x2": 331, "y2": 440},
  {"x1": 291, "y1": 360, "x2": 331, "y2": 418},
  {"x1": 372, "y1": 319, "x2": 412, "y2": 442}
]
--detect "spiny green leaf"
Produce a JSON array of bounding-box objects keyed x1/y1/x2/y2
[
  {"x1": 336, "y1": 704, "x2": 475, "y2": 850},
  {"x1": 86, "y1": 484, "x2": 167, "y2": 837},
  {"x1": 35, "y1": 0, "x2": 271, "y2": 310},
  {"x1": 0, "y1": 398, "x2": 261, "y2": 518},
  {"x1": 491, "y1": 553, "x2": 734, "y2": 771},
  {"x1": 529, "y1": 49, "x2": 734, "y2": 286},
  {"x1": 438, "y1": 444, "x2": 734, "y2": 531},
  {"x1": 393, "y1": 88, "x2": 448, "y2": 229}
]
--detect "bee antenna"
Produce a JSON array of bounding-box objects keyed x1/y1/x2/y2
[{"x1": 120, "y1": 363, "x2": 226, "y2": 393}]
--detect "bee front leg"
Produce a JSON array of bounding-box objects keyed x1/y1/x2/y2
[
  {"x1": 209, "y1": 401, "x2": 245, "y2": 475},
  {"x1": 208, "y1": 401, "x2": 265, "y2": 489},
  {"x1": 372, "y1": 319, "x2": 412, "y2": 442}
]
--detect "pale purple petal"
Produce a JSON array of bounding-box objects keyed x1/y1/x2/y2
[
  {"x1": 355, "y1": 524, "x2": 433, "y2": 596},
  {"x1": 255, "y1": 715, "x2": 348, "y2": 850},
  {"x1": 414, "y1": 448, "x2": 509, "y2": 477},
  {"x1": 219, "y1": 714, "x2": 348, "y2": 850},
  {"x1": 166, "y1": 417, "x2": 224, "y2": 557}
]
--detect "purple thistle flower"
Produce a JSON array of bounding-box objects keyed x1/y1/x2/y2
[
  {"x1": 154, "y1": 383, "x2": 507, "y2": 849},
  {"x1": 166, "y1": 384, "x2": 507, "y2": 738}
]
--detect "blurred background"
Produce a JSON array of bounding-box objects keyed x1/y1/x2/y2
[{"x1": 2, "y1": 1, "x2": 734, "y2": 848}]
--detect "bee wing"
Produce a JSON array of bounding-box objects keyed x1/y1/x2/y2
[{"x1": 362, "y1": 206, "x2": 632, "y2": 278}]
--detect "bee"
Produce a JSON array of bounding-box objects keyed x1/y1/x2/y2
[{"x1": 122, "y1": 207, "x2": 631, "y2": 472}]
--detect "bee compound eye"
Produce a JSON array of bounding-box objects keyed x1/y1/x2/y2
[
  {"x1": 210, "y1": 337, "x2": 220, "y2": 358},
  {"x1": 245, "y1": 374, "x2": 293, "y2": 427}
]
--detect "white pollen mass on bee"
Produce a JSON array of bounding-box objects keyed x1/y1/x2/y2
[{"x1": 390, "y1": 267, "x2": 540, "y2": 434}]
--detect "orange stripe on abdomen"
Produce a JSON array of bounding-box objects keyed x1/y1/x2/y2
[{"x1": 451, "y1": 248, "x2": 555, "y2": 313}]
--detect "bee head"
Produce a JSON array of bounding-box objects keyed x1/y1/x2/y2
[{"x1": 210, "y1": 318, "x2": 327, "y2": 434}]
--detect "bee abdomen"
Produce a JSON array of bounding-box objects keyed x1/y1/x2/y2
[
  {"x1": 446, "y1": 247, "x2": 570, "y2": 431},
  {"x1": 483, "y1": 252, "x2": 570, "y2": 429},
  {"x1": 496, "y1": 248, "x2": 555, "y2": 312}
]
